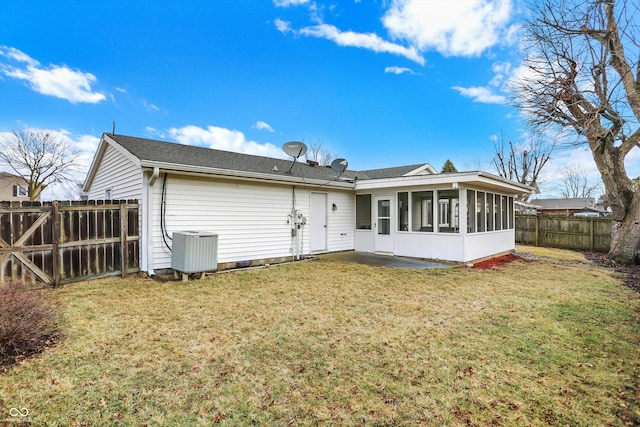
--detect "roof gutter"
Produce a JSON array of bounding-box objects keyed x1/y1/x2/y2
[{"x1": 140, "y1": 161, "x2": 356, "y2": 190}]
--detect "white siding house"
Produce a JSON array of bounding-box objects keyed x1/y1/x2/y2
[{"x1": 84, "y1": 133, "x2": 531, "y2": 275}]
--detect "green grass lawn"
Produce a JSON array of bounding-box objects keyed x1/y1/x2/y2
[{"x1": 1, "y1": 246, "x2": 639, "y2": 426}]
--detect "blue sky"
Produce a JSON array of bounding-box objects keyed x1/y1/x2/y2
[{"x1": 1, "y1": 0, "x2": 637, "y2": 199}]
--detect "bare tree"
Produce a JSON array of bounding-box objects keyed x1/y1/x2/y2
[
  {"x1": 491, "y1": 134, "x2": 554, "y2": 201},
  {"x1": 305, "y1": 140, "x2": 334, "y2": 166},
  {"x1": 0, "y1": 129, "x2": 79, "y2": 201},
  {"x1": 511, "y1": 0, "x2": 640, "y2": 264},
  {"x1": 557, "y1": 165, "x2": 603, "y2": 198}
]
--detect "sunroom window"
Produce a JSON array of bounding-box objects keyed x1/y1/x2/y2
[
  {"x1": 467, "y1": 189, "x2": 476, "y2": 233},
  {"x1": 411, "y1": 191, "x2": 433, "y2": 232},
  {"x1": 438, "y1": 189, "x2": 459, "y2": 233}
]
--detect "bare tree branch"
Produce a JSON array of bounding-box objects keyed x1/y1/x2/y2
[
  {"x1": 0, "y1": 129, "x2": 79, "y2": 201},
  {"x1": 492, "y1": 134, "x2": 554, "y2": 201},
  {"x1": 556, "y1": 165, "x2": 603, "y2": 198},
  {"x1": 511, "y1": 0, "x2": 640, "y2": 264},
  {"x1": 305, "y1": 140, "x2": 335, "y2": 166}
]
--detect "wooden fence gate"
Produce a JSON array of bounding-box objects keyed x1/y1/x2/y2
[{"x1": 0, "y1": 200, "x2": 139, "y2": 286}]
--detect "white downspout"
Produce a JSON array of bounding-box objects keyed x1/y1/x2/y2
[{"x1": 146, "y1": 167, "x2": 160, "y2": 276}]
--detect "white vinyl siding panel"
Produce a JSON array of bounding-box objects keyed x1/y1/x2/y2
[
  {"x1": 87, "y1": 144, "x2": 142, "y2": 201},
  {"x1": 151, "y1": 175, "x2": 310, "y2": 268}
]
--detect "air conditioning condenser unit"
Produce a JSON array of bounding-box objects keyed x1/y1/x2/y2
[{"x1": 171, "y1": 231, "x2": 218, "y2": 278}]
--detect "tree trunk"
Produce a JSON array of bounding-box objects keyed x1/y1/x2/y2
[
  {"x1": 609, "y1": 190, "x2": 640, "y2": 264},
  {"x1": 588, "y1": 134, "x2": 639, "y2": 265}
]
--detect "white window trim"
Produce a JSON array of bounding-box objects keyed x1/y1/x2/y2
[{"x1": 15, "y1": 185, "x2": 28, "y2": 197}]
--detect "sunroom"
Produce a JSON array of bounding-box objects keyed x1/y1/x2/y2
[{"x1": 353, "y1": 171, "x2": 531, "y2": 263}]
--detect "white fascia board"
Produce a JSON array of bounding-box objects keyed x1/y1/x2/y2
[
  {"x1": 140, "y1": 161, "x2": 355, "y2": 190},
  {"x1": 82, "y1": 138, "x2": 108, "y2": 192},
  {"x1": 475, "y1": 172, "x2": 534, "y2": 194},
  {"x1": 355, "y1": 172, "x2": 532, "y2": 194},
  {"x1": 355, "y1": 174, "x2": 458, "y2": 191}
]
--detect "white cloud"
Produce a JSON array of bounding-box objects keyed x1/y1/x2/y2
[
  {"x1": 297, "y1": 23, "x2": 425, "y2": 65},
  {"x1": 254, "y1": 121, "x2": 275, "y2": 132},
  {"x1": 168, "y1": 125, "x2": 285, "y2": 158},
  {"x1": 144, "y1": 126, "x2": 161, "y2": 136},
  {"x1": 273, "y1": 0, "x2": 309, "y2": 6},
  {"x1": 274, "y1": 18, "x2": 292, "y2": 33},
  {"x1": 452, "y1": 86, "x2": 506, "y2": 104},
  {"x1": 0, "y1": 46, "x2": 38, "y2": 66},
  {"x1": 276, "y1": 0, "x2": 516, "y2": 69},
  {"x1": 384, "y1": 66, "x2": 416, "y2": 75},
  {"x1": 382, "y1": 0, "x2": 515, "y2": 57},
  {"x1": 142, "y1": 99, "x2": 161, "y2": 112},
  {"x1": 452, "y1": 60, "x2": 515, "y2": 104},
  {"x1": 0, "y1": 46, "x2": 106, "y2": 104}
]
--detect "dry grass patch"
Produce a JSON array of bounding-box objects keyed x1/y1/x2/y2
[
  {"x1": 516, "y1": 244, "x2": 590, "y2": 263},
  {"x1": 1, "y1": 255, "x2": 638, "y2": 426}
]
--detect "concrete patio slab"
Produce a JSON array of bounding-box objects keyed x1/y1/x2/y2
[{"x1": 319, "y1": 251, "x2": 456, "y2": 269}]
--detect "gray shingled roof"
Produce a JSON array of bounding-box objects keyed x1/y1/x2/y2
[
  {"x1": 358, "y1": 165, "x2": 427, "y2": 179},
  {"x1": 530, "y1": 198, "x2": 596, "y2": 209},
  {"x1": 110, "y1": 134, "x2": 430, "y2": 181}
]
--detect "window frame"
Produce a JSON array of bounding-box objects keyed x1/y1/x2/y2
[
  {"x1": 13, "y1": 185, "x2": 28, "y2": 198},
  {"x1": 355, "y1": 194, "x2": 372, "y2": 230}
]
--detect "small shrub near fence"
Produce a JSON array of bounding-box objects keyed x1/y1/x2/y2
[
  {"x1": 0, "y1": 280, "x2": 60, "y2": 365},
  {"x1": 515, "y1": 214, "x2": 611, "y2": 252}
]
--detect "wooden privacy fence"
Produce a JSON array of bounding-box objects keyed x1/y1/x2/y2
[
  {"x1": 0, "y1": 200, "x2": 139, "y2": 286},
  {"x1": 515, "y1": 214, "x2": 611, "y2": 252}
]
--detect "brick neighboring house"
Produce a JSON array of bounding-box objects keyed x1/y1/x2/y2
[
  {"x1": 530, "y1": 197, "x2": 600, "y2": 216},
  {"x1": 0, "y1": 172, "x2": 37, "y2": 202}
]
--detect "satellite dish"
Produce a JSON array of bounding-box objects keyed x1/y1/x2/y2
[
  {"x1": 330, "y1": 158, "x2": 348, "y2": 173},
  {"x1": 282, "y1": 141, "x2": 307, "y2": 159}
]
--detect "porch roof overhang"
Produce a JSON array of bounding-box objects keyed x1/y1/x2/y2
[
  {"x1": 354, "y1": 171, "x2": 533, "y2": 195},
  {"x1": 139, "y1": 160, "x2": 356, "y2": 190}
]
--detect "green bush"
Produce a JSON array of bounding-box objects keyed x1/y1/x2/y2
[{"x1": 0, "y1": 281, "x2": 59, "y2": 364}]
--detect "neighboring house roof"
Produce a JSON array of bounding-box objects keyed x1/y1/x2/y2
[
  {"x1": 83, "y1": 133, "x2": 532, "y2": 195},
  {"x1": 0, "y1": 171, "x2": 23, "y2": 180},
  {"x1": 514, "y1": 200, "x2": 542, "y2": 211},
  {"x1": 572, "y1": 207, "x2": 609, "y2": 217},
  {"x1": 531, "y1": 198, "x2": 595, "y2": 210}
]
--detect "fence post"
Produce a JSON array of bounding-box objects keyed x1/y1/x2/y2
[
  {"x1": 120, "y1": 202, "x2": 127, "y2": 278},
  {"x1": 535, "y1": 215, "x2": 540, "y2": 247},
  {"x1": 589, "y1": 217, "x2": 594, "y2": 251},
  {"x1": 52, "y1": 201, "x2": 59, "y2": 286}
]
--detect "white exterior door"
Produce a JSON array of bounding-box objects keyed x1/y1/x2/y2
[
  {"x1": 310, "y1": 192, "x2": 327, "y2": 252},
  {"x1": 374, "y1": 196, "x2": 393, "y2": 254}
]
